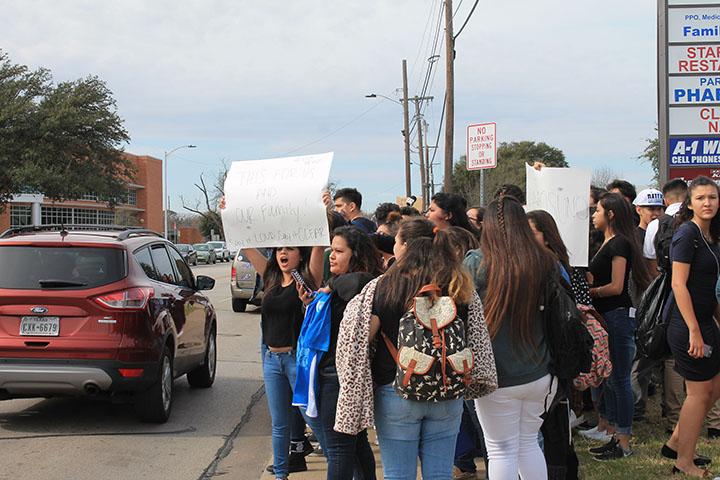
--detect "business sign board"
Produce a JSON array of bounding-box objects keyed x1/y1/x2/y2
[
  {"x1": 668, "y1": 7, "x2": 720, "y2": 43},
  {"x1": 669, "y1": 166, "x2": 720, "y2": 183},
  {"x1": 669, "y1": 137, "x2": 720, "y2": 165},
  {"x1": 670, "y1": 76, "x2": 720, "y2": 104},
  {"x1": 670, "y1": 106, "x2": 720, "y2": 134},
  {"x1": 670, "y1": 0, "x2": 720, "y2": 4},
  {"x1": 668, "y1": 45, "x2": 720, "y2": 74},
  {"x1": 466, "y1": 122, "x2": 497, "y2": 170}
]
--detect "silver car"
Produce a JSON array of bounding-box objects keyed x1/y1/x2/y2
[
  {"x1": 207, "y1": 241, "x2": 230, "y2": 262},
  {"x1": 230, "y1": 250, "x2": 263, "y2": 312}
]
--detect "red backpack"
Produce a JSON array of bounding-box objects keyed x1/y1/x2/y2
[{"x1": 572, "y1": 305, "x2": 612, "y2": 391}]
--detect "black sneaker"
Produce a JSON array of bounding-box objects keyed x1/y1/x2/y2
[
  {"x1": 593, "y1": 444, "x2": 632, "y2": 461},
  {"x1": 265, "y1": 454, "x2": 308, "y2": 474},
  {"x1": 589, "y1": 438, "x2": 618, "y2": 455}
]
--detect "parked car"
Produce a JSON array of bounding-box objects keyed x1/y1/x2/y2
[
  {"x1": 0, "y1": 225, "x2": 218, "y2": 423},
  {"x1": 230, "y1": 250, "x2": 264, "y2": 312},
  {"x1": 207, "y1": 241, "x2": 230, "y2": 262},
  {"x1": 193, "y1": 243, "x2": 217, "y2": 264},
  {"x1": 176, "y1": 243, "x2": 197, "y2": 266}
]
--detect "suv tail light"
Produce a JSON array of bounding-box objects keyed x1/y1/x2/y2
[
  {"x1": 93, "y1": 287, "x2": 154, "y2": 310},
  {"x1": 231, "y1": 265, "x2": 237, "y2": 283}
]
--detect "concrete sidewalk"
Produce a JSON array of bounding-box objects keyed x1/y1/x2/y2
[{"x1": 258, "y1": 429, "x2": 487, "y2": 479}]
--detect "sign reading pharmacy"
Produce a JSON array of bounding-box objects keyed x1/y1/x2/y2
[
  {"x1": 670, "y1": 76, "x2": 720, "y2": 103},
  {"x1": 670, "y1": 137, "x2": 720, "y2": 165}
]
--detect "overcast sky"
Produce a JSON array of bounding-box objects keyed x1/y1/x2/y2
[{"x1": 3, "y1": 0, "x2": 657, "y2": 212}]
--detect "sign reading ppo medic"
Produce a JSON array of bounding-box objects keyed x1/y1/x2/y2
[{"x1": 466, "y1": 122, "x2": 496, "y2": 170}]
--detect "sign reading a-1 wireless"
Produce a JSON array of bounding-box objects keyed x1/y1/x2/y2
[{"x1": 670, "y1": 137, "x2": 720, "y2": 166}]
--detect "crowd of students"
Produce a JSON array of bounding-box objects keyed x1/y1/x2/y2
[{"x1": 221, "y1": 173, "x2": 720, "y2": 480}]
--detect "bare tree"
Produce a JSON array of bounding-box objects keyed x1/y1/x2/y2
[
  {"x1": 592, "y1": 166, "x2": 621, "y2": 188},
  {"x1": 181, "y1": 173, "x2": 224, "y2": 239}
]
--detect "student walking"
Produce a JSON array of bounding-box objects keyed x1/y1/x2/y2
[
  {"x1": 665, "y1": 176, "x2": 720, "y2": 478},
  {"x1": 464, "y1": 195, "x2": 559, "y2": 480},
  {"x1": 335, "y1": 217, "x2": 497, "y2": 480},
  {"x1": 587, "y1": 193, "x2": 652, "y2": 461}
]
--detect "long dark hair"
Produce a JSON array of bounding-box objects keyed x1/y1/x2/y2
[
  {"x1": 480, "y1": 196, "x2": 556, "y2": 346},
  {"x1": 263, "y1": 247, "x2": 315, "y2": 293},
  {"x1": 598, "y1": 193, "x2": 652, "y2": 292},
  {"x1": 527, "y1": 210, "x2": 571, "y2": 272},
  {"x1": 376, "y1": 218, "x2": 474, "y2": 312},
  {"x1": 431, "y1": 192, "x2": 479, "y2": 237},
  {"x1": 331, "y1": 226, "x2": 383, "y2": 277},
  {"x1": 676, "y1": 175, "x2": 720, "y2": 242}
]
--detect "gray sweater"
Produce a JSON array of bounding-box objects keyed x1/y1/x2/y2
[{"x1": 463, "y1": 249, "x2": 549, "y2": 388}]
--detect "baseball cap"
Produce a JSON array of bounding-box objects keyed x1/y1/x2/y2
[{"x1": 633, "y1": 188, "x2": 664, "y2": 207}]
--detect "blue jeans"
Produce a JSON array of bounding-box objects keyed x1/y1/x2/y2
[
  {"x1": 317, "y1": 366, "x2": 376, "y2": 480},
  {"x1": 602, "y1": 308, "x2": 636, "y2": 436},
  {"x1": 262, "y1": 346, "x2": 324, "y2": 478},
  {"x1": 375, "y1": 384, "x2": 463, "y2": 480}
]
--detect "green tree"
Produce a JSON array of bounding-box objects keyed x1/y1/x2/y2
[
  {"x1": 639, "y1": 130, "x2": 659, "y2": 185},
  {"x1": 452, "y1": 141, "x2": 567, "y2": 206},
  {"x1": 0, "y1": 51, "x2": 133, "y2": 208}
]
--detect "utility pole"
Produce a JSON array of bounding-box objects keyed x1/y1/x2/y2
[
  {"x1": 402, "y1": 59, "x2": 412, "y2": 197},
  {"x1": 443, "y1": 0, "x2": 455, "y2": 192},
  {"x1": 415, "y1": 100, "x2": 427, "y2": 206}
]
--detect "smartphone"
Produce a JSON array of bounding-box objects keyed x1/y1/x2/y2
[
  {"x1": 291, "y1": 269, "x2": 315, "y2": 297},
  {"x1": 705, "y1": 344, "x2": 714, "y2": 358}
]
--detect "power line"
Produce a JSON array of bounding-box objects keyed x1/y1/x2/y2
[
  {"x1": 429, "y1": 90, "x2": 447, "y2": 169},
  {"x1": 281, "y1": 101, "x2": 385, "y2": 156},
  {"x1": 453, "y1": 0, "x2": 465, "y2": 18},
  {"x1": 409, "y1": 0, "x2": 438, "y2": 81},
  {"x1": 454, "y1": 0, "x2": 480, "y2": 40}
]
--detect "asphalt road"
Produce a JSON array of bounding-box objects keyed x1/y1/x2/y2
[{"x1": 0, "y1": 262, "x2": 271, "y2": 480}]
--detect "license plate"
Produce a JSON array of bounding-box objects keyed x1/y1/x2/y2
[{"x1": 20, "y1": 316, "x2": 60, "y2": 336}]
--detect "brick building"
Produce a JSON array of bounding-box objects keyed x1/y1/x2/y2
[{"x1": 0, "y1": 153, "x2": 163, "y2": 233}]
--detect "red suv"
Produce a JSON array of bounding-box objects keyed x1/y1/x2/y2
[{"x1": 0, "y1": 226, "x2": 218, "y2": 423}]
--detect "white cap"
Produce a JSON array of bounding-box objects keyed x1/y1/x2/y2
[{"x1": 633, "y1": 188, "x2": 664, "y2": 207}]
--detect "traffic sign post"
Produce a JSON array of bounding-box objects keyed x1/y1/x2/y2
[
  {"x1": 467, "y1": 122, "x2": 497, "y2": 206},
  {"x1": 661, "y1": 0, "x2": 720, "y2": 184}
]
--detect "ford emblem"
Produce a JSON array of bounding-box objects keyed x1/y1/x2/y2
[{"x1": 31, "y1": 306, "x2": 48, "y2": 314}]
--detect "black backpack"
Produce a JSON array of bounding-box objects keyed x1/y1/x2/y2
[
  {"x1": 541, "y1": 276, "x2": 593, "y2": 380},
  {"x1": 381, "y1": 284, "x2": 473, "y2": 402},
  {"x1": 655, "y1": 213, "x2": 678, "y2": 273}
]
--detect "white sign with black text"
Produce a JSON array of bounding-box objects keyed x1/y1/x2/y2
[{"x1": 466, "y1": 122, "x2": 497, "y2": 170}]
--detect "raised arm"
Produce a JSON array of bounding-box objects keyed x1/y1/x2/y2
[
  {"x1": 241, "y1": 248, "x2": 269, "y2": 278},
  {"x1": 309, "y1": 246, "x2": 326, "y2": 288}
]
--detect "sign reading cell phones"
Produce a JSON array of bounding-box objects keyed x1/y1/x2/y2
[{"x1": 466, "y1": 122, "x2": 497, "y2": 170}]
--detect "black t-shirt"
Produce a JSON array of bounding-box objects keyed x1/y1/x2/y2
[
  {"x1": 261, "y1": 283, "x2": 304, "y2": 348},
  {"x1": 371, "y1": 286, "x2": 468, "y2": 386},
  {"x1": 589, "y1": 235, "x2": 633, "y2": 313},
  {"x1": 321, "y1": 272, "x2": 375, "y2": 369},
  {"x1": 637, "y1": 226, "x2": 647, "y2": 247},
  {"x1": 671, "y1": 222, "x2": 720, "y2": 320}
]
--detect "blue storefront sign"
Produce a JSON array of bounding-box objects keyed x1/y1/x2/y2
[{"x1": 670, "y1": 137, "x2": 720, "y2": 166}]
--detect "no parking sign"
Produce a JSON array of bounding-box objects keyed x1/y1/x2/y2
[{"x1": 466, "y1": 122, "x2": 497, "y2": 170}]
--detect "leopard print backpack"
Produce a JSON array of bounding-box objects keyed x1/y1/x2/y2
[{"x1": 381, "y1": 284, "x2": 474, "y2": 402}]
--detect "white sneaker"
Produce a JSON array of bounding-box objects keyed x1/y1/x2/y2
[
  {"x1": 570, "y1": 413, "x2": 586, "y2": 429},
  {"x1": 578, "y1": 426, "x2": 612, "y2": 442}
]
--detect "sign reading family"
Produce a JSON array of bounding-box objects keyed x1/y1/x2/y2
[{"x1": 221, "y1": 153, "x2": 333, "y2": 249}]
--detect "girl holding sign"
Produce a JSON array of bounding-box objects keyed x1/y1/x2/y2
[{"x1": 240, "y1": 244, "x2": 325, "y2": 480}]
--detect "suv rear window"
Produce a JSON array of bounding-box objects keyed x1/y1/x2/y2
[{"x1": 0, "y1": 246, "x2": 127, "y2": 290}]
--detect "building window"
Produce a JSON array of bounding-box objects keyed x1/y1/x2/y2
[
  {"x1": 80, "y1": 194, "x2": 98, "y2": 201},
  {"x1": 127, "y1": 189, "x2": 137, "y2": 206},
  {"x1": 98, "y1": 210, "x2": 115, "y2": 225},
  {"x1": 41, "y1": 206, "x2": 73, "y2": 226},
  {"x1": 74, "y1": 208, "x2": 99, "y2": 225},
  {"x1": 10, "y1": 205, "x2": 32, "y2": 228}
]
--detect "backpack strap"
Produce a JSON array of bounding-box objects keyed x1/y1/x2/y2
[
  {"x1": 417, "y1": 284, "x2": 442, "y2": 296},
  {"x1": 381, "y1": 331, "x2": 399, "y2": 364}
]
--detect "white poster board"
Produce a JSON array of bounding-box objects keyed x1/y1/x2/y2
[
  {"x1": 222, "y1": 153, "x2": 333, "y2": 249},
  {"x1": 525, "y1": 165, "x2": 591, "y2": 267}
]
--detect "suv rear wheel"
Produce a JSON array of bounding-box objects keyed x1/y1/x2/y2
[
  {"x1": 136, "y1": 345, "x2": 174, "y2": 423},
  {"x1": 187, "y1": 326, "x2": 217, "y2": 388}
]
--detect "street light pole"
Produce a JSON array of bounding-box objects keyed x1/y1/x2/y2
[{"x1": 164, "y1": 144, "x2": 196, "y2": 240}]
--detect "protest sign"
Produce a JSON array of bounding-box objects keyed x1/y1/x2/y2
[
  {"x1": 525, "y1": 165, "x2": 591, "y2": 267},
  {"x1": 222, "y1": 153, "x2": 333, "y2": 249}
]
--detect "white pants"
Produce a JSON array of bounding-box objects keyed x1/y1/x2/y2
[{"x1": 474, "y1": 374, "x2": 556, "y2": 480}]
